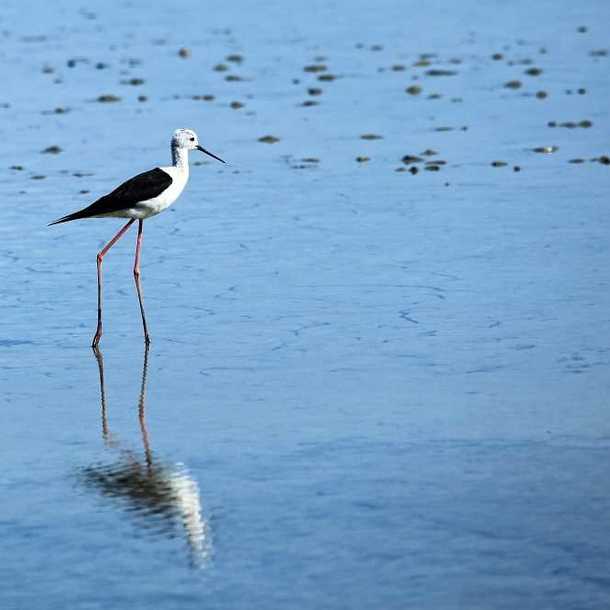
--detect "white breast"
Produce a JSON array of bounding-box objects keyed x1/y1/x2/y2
[{"x1": 135, "y1": 166, "x2": 189, "y2": 218}]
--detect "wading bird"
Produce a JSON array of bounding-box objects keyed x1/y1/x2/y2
[{"x1": 49, "y1": 128, "x2": 225, "y2": 347}]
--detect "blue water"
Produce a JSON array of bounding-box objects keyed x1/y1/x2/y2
[{"x1": 2, "y1": 1, "x2": 610, "y2": 608}]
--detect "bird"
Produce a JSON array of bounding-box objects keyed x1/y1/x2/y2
[{"x1": 49, "y1": 128, "x2": 225, "y2": 347}]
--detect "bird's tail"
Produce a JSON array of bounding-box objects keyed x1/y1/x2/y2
[{"x1": 48, "y1": 209, "x2": 90, "y2": 226}]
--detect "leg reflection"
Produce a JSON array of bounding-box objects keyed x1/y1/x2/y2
[{"x1": 84, "y1": 345, "x2": 211, "y2": 566}]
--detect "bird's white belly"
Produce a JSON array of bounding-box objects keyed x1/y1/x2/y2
[{"x1": 105, "y1": 166, "x2": 189, "y2": 220}]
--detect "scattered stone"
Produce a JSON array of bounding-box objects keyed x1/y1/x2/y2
[
  {"x1": 192, "y1": 94, "x2": 215, "y2": 101},
  {"x1": 577, "y1": 26, "x2": 588, "y2": 33},
  {"x1": 41, "y1": 145, "x2": 62, "y2": 154},
  {"x1": 532, "y1": 146, "x2": 559, "y2": 153},
  {"x1": 95, "y1": 62, "x2": 108, "y2": 70},
  {"x1": 598, "y1": 155, "x2": 610, "y2": 165},
  {"x1": 405, "y1": 85, "x2": 422, "y2": 95},
  {"x1": 356, "y1": 156, "x2": 370, "y2": 162},
  {"x1": 178, "y1": 48, "x2": 191, "y2": 58},
  {"x1": 304, "y1": 64, "x2": 327, "y2": 73},
  {"x1": 391, "y1": 64, "x2": 406, "y2": 71},
  {"x1": 402, "y1": 155, "x2": 423, "y2": 165},
  {"x1": 122, "y1": 77, "x2": 144, "y2": 86},
  {"x1": 258, "y1": 135, "x2": 279, "y2": 144},
  {"x1": 424, "y1": 164, "x2": 440, "y2": 171},
  {"x1": 300, "y1": 100, "x2": 319, "y2": 107},
  {"x1": 421, "y1": 149, "x2": 438, "y2": 156},
  {"x1": 361, "y1": 133, "x2": 383, "y2": 140},
  {"x1": 318, "y1": 74, "x2": 336, "y2": 81},
  {"x1": 225, "y1": 75, "x2": 242, "y2": 81},
  {"x1": 10, "y1": 165, "x2": 23, "y2": 170},
  {"x1": 568, "y1": 158, "x2": 585, "y2": 164},
  {"x1": 409, "y1": 166, "x2": 418, "y2": 174},
  {"x1": 427, "y1": 93, "x2": 442, "y2": 99},
  {"x1": 491, "y1": 160, "x2": 507, "y2": 167},
  {"x1": 413, "y1": 59, "x2": 431, "y2": 67},
  {"x1": 301, "y1": 158, "x2": 319, "y2": 163},
  {"x1": 42, "y1": 65, "x2": 54, "y2": 74},
  {"x1": 426, "y1": 160, "x2": 446, "y2": 165},
  {"x1": 370, "y1": 44, "x2": 383, "y2": 51},
  {"x1": 578, "y1": 88, "x2": 587, "y2": 95},
  {"x1": 589, "y1": 49, "x2": 608, "y2": 57},
  {"x1": 308, "y1": 87, "x2": 322, "y2": 96},
  {"x1": 97, "y1": 94, "x2": 121, "y2": 103},
  {"x1": 230, "y1": 101, "x2": 243, "y2": 109},
  {"x1": 524, "y1": 67, "x2": 542, "y2": 76},
  {"x1": 513, "y1": 165, "x2": 521, "y2": 172},
  {"x1": 504, "y1": 80, "x2": 522, "y2": 89},
  {"x1": 79, "y1": 189, "x2": 90, "y2": 194},
  {"x1": 138, "y1": 95, "x2": 147, "y2": 102},
  {"x1": 536, "y1": 90, "x2": 548, "y2": 99},
  {"x1": 31, "y1": 175, "x2": 46, "y2": 180},
  {"x1": 214, "y1": 63, "x2": 228, "y2": 71},
  {"x1": 425, "y1": 69, "x2": 457, "y2": 76},
  {"x1": 226, "y1": 54, "x2": 243, "y2": 63}
]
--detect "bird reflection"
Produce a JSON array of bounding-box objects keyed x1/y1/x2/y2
[{"x1": 82, "y1": 346, "x2": 211, "y2": 567}]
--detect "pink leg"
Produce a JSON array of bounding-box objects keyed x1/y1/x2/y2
[
  {"x1": 92, "y1": 219, "x2": 136, "y2": 348},
  {"x1": 133, "y1": 220, "x2": 151, "y2": 344}
]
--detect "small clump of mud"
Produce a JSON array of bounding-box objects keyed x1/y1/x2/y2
[{"x1": 258, "y1": 135, "x2": 280, "y2": 144}]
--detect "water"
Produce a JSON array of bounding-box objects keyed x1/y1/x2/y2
[{"x1": 2, "y1": 1, "x2": 610, "y2": 608}]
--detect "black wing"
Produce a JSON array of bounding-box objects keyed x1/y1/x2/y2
[{"x1": 49, "y1": 167, "x2": 173, "y2": 225}]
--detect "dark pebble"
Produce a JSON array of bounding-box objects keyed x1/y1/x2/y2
[
  {"x1": 532, "y1": 146, "x2": 559, "y2": 153},
  {"x1": 421, "y1": 149, "x2": 438, "y2": 156},
  {"x1": 409, "y1": 166, "x2": 418, "y2": 174},
  {"x1": 97, "y1": 94, "x2": 121, "y2": 102},
  {"x1": 513, "y1": 166, "x2": 521, "y2": 172},
  {"x1": 178, "y1": 48, "x2": 191, "y2": 58},
  {"x1": 95, "y1": 62, "x2": 107, "y2": 70},
  {"x1": 304, "y1": 64, "x2": 327, "y2": 73},
  {"x1": 402, "y1": 155, "x2": 423, "y2": 165},
  {"x1": 405, "y1": 85, "x2": 422, "y2": 95},
  {"x1": 568, "y1": 158, "x2": 585, "y2": 164},
  {"x1": 492, "y1": 53, "x2": 504, "y2": 60},
  {"x1": 491, "y1": 161, "x2": 507, "y2": 167},
  {"x1": 307, "y1": 88, "x2": 322, "y2": 96},
  {"x1": 525, "y1": 67, "x2": 542, "y2": 76},
  {"x1": 578, "y1": 88, "x2": 586, "y2": 94},
  {"x1": 577, "y1": 26, "x2": 588, "y2": 33},
  {"x1": 226, "y1": 54, "x2": 243, "y2": 63},
  {"x1": 192, "y1": 94, "x2": 215, "y2": 101},
  {"x1": 425, "y1": 69, "x2": 457, "y2": 76},
  {"x1": 10, "y1": 165, "x2": 24, "y2": 170},
  {"x1": 598, "y1": 156, "x2": 610, "y2": 165},
  {"x1": 504, "y1": 80, "x2": 522, "y2": 89},
  {"x1": 301, "y1": 158, "x2": 319, "y2": 163},
  {"x1": 424, "y1": 164, "x2": 440, "y2": 171},
  {"x1": 137, "y1": 95, "x2": 147, "y2": 102},
  {"x1": 536, "y1": 91, "x2": 548, "y2": 99},
  {"x1": 225, "y1": 75, "x2": 242, "y2": 81},
  {"x1": 356, "y1": 156, "x2": 370, "y2": 162},
  {"x1": 300, "y1": 100, "x2": 319, "y2": 107},
  {"x1": 214, "y1": 63, "x2": 228, "y2": 71},
  {"x1": 42, "y1": 145, "x2": 62, "y2": 154},
  {"x1": 31, "y1": 175, "x2": 46, "y2": 180},
  {"x1": 230, "y1": 101, "x2": 243, "y2": 109},
  {"x1": 361, "y1": 134, "x2": 382, "y2": 140},
  {"x1": 391, "y1": 64, "x2": 406, "y2": 71},
  {"x1": 589, "y1": 49, "x2": 608, "y2": 57},
  {"x1": 318, "y1": 74, "x2": 336, "y2": 81},
  {"x1": 258, "y1": 135, "x2": 279, "y2": 144}
]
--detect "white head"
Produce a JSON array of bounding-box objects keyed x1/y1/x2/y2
[{"x1": 171, "y1": 128, "x2": 225, "y2": 163}]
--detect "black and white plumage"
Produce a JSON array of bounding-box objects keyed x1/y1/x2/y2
[{"x1": 49, "y1": 128, "x2": 225, "y2": 347}]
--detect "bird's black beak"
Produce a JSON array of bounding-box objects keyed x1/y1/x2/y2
[{"x1": 196, "y1": 145, "x2": 225, "y2": 164}]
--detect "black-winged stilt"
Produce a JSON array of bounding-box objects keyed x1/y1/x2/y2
[{"x1": 50, "y1": 128, "x2": 225, "y2": 347}]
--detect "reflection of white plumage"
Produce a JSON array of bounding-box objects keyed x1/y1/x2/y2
[{"x1": 82, "y1": 346, "x2": 211, "y2": 566}]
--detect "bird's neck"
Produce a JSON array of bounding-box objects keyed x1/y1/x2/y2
[{"x1": 171, "y1": 145, "x2": 189, "y2": 172}]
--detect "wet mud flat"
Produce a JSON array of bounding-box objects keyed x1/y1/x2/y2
[{"x1": 1, "y1": 1, "x2": 610, "y2": 609}]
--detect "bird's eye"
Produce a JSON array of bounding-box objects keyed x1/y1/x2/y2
[{"x1": 189, "y1": 137, "x2": 195, "y2": 142}]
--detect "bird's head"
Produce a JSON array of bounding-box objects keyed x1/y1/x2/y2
[{"x1": 171, "y1": 128, "x2": 225, "y2": 163}]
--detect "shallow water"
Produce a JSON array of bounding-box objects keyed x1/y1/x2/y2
[{"x1": 2, "y1": 1, "x2": 610, "y2": 608}]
